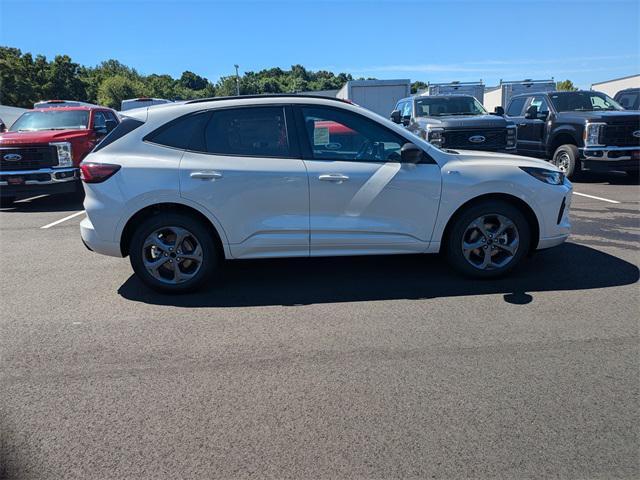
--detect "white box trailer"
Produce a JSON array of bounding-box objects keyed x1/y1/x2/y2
[
  {"x1": 484, "y1": 79, "x2": 556, "y2": 111},
  {"x1": 336, "y1": 79, "x2": 411, "y2": 117},
  {"x1": 422, "y1": 81, "x2": 485, "y2": 104}
]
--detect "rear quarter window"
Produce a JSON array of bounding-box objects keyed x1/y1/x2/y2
[{"x1": 145, "y1": 112, "x2": 210, "y2": 151}]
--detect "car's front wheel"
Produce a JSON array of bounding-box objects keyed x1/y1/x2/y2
[
  {"x1": 445, "y1": 200, "x2": 531, "y2": 278},
  {"x1": 129, "y1": 213, "x2": 219, "y2": 293}
]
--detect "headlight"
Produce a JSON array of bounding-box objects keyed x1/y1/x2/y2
[
  {"x1": 50, "y1": 142, "x2": 73, "y2": 167},
  {"x1": 520, "y1": 166, "x2": 565, "y2": 185},
  {"x1": 506, "y1": 125, "x2": 517, "y2": 149},
  {"x1": 583, "y1": 122, "x2": 605, "y2": 147},
  {"x1": 426, "y1": 126, "x2": 444, "y2": 147}
]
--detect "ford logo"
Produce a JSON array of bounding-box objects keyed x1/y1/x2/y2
[
  {"x1": 468, "y1": 135, "x2": 486, "y2": 143},
  {"x1": 633, "y1": 130, "x2": 640, "y2": 138},
  {"x1": 3, "y1": 153, "x2": 22, "y2": 161}
]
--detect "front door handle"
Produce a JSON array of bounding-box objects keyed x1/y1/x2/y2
[
  {"x1": 319, "y1": 173, "x2": 349, "y2": 183},
  {"x1": 190, "y1": 171, "x2": 223, "y2": 180}
]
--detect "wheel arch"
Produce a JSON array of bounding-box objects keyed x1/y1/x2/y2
[
  {"x1": 440, "y1": 193, "x2": 540, "y2": 254},
  {"x1": 119, "y1": 202, "x2": 226, "y2": 258},
  {"x1": 548, "y1": 129, "x2": 579, "y2": 157}
]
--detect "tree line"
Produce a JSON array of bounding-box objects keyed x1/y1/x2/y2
[{"x1": 0, "y1": 47, "x2": 364, "y2": 110}]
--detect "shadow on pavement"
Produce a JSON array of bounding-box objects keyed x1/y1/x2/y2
[
  {"x1": 574, "y1": 171, "x2": 639, "y2": 186},
  {"x1": 0, "y1": 193, "x2": 83, "y2": 213},
  {"x1": 118, "y1": 242, "x2": 639, "y2": 308}
]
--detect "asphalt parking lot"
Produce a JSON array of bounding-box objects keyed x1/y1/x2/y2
[{"x1": 1, "y1": 173, "x2": 638, "y2": 479}]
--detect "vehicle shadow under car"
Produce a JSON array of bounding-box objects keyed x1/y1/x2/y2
[{"x1": 118, "y1": 242, "x2": 639, "y2": 308}]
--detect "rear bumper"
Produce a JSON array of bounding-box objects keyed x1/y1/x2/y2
[
  {"x1": 581, "y1": 146, "x2": 639, "y2": 171},
  {"x1": 0, "y1": 167, "x2": 79, "y2": 197},
  {"x1": 80, "y1": 216, "x2": 122, "y2": 257}
]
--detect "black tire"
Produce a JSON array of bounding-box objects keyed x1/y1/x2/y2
[
  {"x1": 0, "y1": 196, "x2": 16, "y2": 207},
  {"x1": 129, "y1": 212, "x2": 219, "y2": 293},
  {"x1": 551, "y1": 144, "x2": 580, "y2": 179},
  {"x1": 445, "y1": 200, "x2": 531, "y2": 278}
]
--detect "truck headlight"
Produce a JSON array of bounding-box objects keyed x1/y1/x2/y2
[
  {"x1": 426, "y1": 126, "x2": 444, "y2": 147},
  {"x1": 506, "y1": 125, "x2": 517, "y2": 149},
  {"x1": 583, "y1": 122, "x2": 605, "y2": 147},
  {"x1": 50, "y1": 142, "x2": 73, "y2": 167}
]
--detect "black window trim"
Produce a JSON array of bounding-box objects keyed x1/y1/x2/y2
[
  {"x1": 144, "y1": 104, "x2": 301, "y2": 159},
  {"x1": 292, "y1": 104, "x2": 435, "y2": 165}
]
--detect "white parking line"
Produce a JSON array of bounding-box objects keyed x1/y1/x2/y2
[
  {"x1": 573, "y1": 192, "x2": 621, "y2": 204},
  {"x1": 40, "y1": 210, "x2": 86, "y2": 229},
  {"x1": 15, "y1": 194, "x2": 49, "y2": 203}
]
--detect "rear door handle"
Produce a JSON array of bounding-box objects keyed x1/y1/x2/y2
[
  {"x1": 190, "y1": 171, "x2": 223, "y2": 180},
  {"x1": 319, "y1": 173, "x2": 349, "y2": 183}
]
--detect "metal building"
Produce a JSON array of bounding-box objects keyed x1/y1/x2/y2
[
  {"x1": 483, "y1": 79, "x2": 556, "y2": 112},
  {"x1": 591, "y1": 74, "x2": 640, "y2": 97},
  {"x1": 420, "y1": 81, "x2": 485, "y2": 103}
]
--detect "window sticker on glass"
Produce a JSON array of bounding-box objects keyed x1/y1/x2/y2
[{"x1": 314, "y1": 126, "x2": 330, "y2": 145}]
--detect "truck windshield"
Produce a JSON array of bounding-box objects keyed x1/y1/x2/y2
[
  {"x1": 549, "y1": 92, "x2": 623, "y2": 112},
  {"x1": 415, "y1": 96, "x2": 486, "y2": 117},
  {"x1": 10, "y1": 110, "x2": 90, "y2": 132}
]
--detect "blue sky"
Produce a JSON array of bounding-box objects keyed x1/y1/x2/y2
[{"x1": 1, "y1": 0, "x2": 638, "y2": 89}]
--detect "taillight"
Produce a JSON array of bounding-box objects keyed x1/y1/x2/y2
[{"x1": 80, "y1": 162, "x2": 121, "y2": 183}]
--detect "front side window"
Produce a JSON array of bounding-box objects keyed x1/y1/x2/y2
[
  {"x1": 10, "y1": 110, "x2": 90, "y2": 132},
  {"x1": 507, "y1": 97, "x2": 527, "y2": 116},
  {"x1": 301, "y1": 106, "x2": 406, "y2": 162},
  {"x1": 402, "y1": 102, "x2": 412, "y2": 117},
  {"x1": 549, "y1": 91, "x2": 623, "y2": 112},
  {"x1": 529, "y1": 96, "x2": 550, "y2": 114},
  {"x1": 414, "y1": 96, "x2": 486, "y2": 117},
  {"x1": 204, "y1": 107, "x2": 290, "y2": 157},
  {"x1": 93, "y1": 111, "x2": 107, "y2": 129}
]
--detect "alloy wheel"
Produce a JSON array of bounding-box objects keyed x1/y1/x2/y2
[
  {"x1": 142, "y1": 226, "x2": 203, "y2": 284},
  {"x1": 461, "y1": 214, "x2": 520, "y2": 270}
]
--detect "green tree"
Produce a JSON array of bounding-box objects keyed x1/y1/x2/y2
[
  {"x1": 556, "y1": 80, "x2": 577, "y2": 91},
  {"x1": 411, "y1": 81, "x2": 428, "y2": 94},
  {"x1": 97, "y1": 75, "x2": 144, "y2": 109},
  {"x1": 43, "y1": 55, "x2": 86, "y2": 101},
  {"x1": 179, "y1": 71, "x2": 208, "y2": 91}
]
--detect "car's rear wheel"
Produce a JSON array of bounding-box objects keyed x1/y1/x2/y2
[
  {"x1": 551, "y1": 144, "x2": 580, "y2": 179},
  {"x1": 129, "y1": 213, "x2": 218, "y2": 293},
  {"x1": 445, "y1": 200, "x2": 531, "y2": 278}
]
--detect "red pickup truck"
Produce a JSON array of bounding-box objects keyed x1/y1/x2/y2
[{"x1": 0, "y1": 105, "x2": 119, "y2": 206}]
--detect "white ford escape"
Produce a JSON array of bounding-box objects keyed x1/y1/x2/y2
[{"x1": 80, "y1": 95, "x2": 572, "y2": 293}]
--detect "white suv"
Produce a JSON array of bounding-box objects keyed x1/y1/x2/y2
[{"x1": 80, "y1": 95, "x2": 572, "y2": 293}]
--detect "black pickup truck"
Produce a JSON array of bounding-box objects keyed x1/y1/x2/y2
[
  {"x1": 506, "y1": 90, "x2": 640, "y2": 178},
  {"x1": 390, "y1": 95, "x2": 517, "y2": 152}
]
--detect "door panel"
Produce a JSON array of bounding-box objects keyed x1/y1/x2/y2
[
  {"x1": 296, "y1": 105, "x2": 442, "y2": 256},
  {"x1": 517, "y1": 96, "x2": 548, "y2": 157},
  {"x1": 304, "y1": 160, "x2": 442, "y2": 255},
  {"x1": 179, "y1": 106, "x2": 309, "y2": 259}
]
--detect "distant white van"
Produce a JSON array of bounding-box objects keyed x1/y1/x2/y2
[{"x1": 120, "y1": 98, "x2": 172, "y2": 111}]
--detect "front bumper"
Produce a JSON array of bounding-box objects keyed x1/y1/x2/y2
[
  {"x1": 0, "y1": 167, "x2": 79, "y2": 196},
  {"x1": 581, "y1": 146, "x2": 640, "y2": 170}
]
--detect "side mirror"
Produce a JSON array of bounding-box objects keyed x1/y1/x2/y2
[
  {"x1": 401, "y1": 115, "x2": 411, "y2": 127},
  {"x1": 400, "y1": 142, "x2": 423, "y2": 164},
  {"x1": 390, "y1": 110, "x2": 401, "y2": 124},
  {"x1": 524, "y1": 105, "x2": 538, "y2": 119},
  {"x1": 105, "y1": 119, "x2": 117, "y2": 133},
  {"x1": 494, "y1": 106, "x2": 505, "y2": 116}
]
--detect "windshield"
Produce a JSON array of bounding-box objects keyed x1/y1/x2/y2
[
  {"x1": 10, "y1": 110, "x2": 90, "y2": 132},
  {"x1": 415, "y1": 96, "x2": 487, "y2": 117},
  {"x1": 549, "y1": 91, "x2": 623, "y2": 112}
]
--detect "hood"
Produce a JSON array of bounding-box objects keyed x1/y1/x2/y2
[
  {"x1": 556, "y1": 110, "x2": 640, "y2": 124},
  {"x1": 417, "y1": 114, "x2": 511, "y2": 128},
  {"x1": 0, "y1": 128, "x2": 92, "y2": 145},
  {"x1": 441, "y1": 149, "x2": 559, "y2": 170}
]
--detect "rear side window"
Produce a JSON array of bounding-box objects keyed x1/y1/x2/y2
[
  {"x1": 93, "y1": 117, "x2": 144, "y2": 152},
  {"x1": 507, "y1": 97, "x2": 527, "y2": 116},
  {"x1": 203, "y1": 107, "x2": 290, "y2": 157},
  {"x1": 146, "y1": 112, "x2": 209, "y2": 150}
]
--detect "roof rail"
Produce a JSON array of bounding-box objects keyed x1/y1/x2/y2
[{"x1": 186, "y1": 94, "x2": 352, "y2": 105}]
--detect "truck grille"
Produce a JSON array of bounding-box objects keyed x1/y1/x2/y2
[
  {"x1": 0, "y1": 146, "x2": 58, "y2": 171},
  {"x1": 601, "y1": 121, "x2": 640, "y2": 147},
  {"x1": 443, "y1": 129, "x2": 507, "y2": 150}
]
